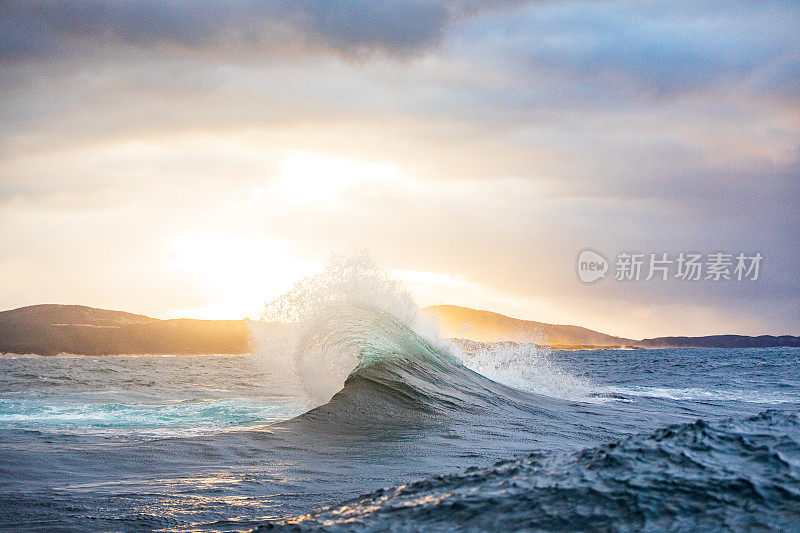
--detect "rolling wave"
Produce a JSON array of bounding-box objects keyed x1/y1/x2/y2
[{"x1": 262, "y1": 410, "x2": 800, "y2": 531}]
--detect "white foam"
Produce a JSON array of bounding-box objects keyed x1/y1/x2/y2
[{"x1": 599, "y1": 385, "x2": 798, "y2": 404}]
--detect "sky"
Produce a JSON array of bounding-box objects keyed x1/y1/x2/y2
[{"x1": 0, "y1": 0, "x2": 798, "y2": 339}]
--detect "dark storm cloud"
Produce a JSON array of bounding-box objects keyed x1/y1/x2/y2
[{"x1": 0, "y1": 0, "x2": 528, "y2": 61}]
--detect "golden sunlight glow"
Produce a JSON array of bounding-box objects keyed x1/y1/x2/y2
[
  {"x1": 276, "y1": 151, "x2": 401, "y2": 204},
  {"x1": 164, "y1": 233, "x2": 319, "y2": 319}
]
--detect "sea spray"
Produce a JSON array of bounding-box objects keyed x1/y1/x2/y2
[{"x1": 458, "y1": 341, "x2": 600, "y2": 402}]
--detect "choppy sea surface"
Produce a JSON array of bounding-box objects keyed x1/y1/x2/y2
[{"x1": 1, "y1": 317, "x2": 799, "y2": 531}]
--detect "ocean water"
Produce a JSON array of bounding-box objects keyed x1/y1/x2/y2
[{"x1": 1, "y1": 308, "x2": 799, "y2": 531}]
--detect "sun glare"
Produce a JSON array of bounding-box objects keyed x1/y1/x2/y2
[
  {"x1": 165, "y1": 233, "x2": 319, "y2": 319},
  {"x1": 276, "y1": 151, "x2": 401, "y2": 204}
]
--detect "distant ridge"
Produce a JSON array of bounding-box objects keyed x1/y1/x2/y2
[
  {"x1": 0, "y1": 304, "x2": 249, "y2": 356},
  {"x1": 421, "y1": 305, "x2": 636, "y2": 348},
  {"x1": 422, "y1": 305, "x2": 800, "y2": 350},
  {"x1": 0, "y1": 304, "x2": 798, "y2": 356}
]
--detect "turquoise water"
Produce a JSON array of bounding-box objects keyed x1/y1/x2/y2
[{"x1": 0, "y1": 354, "x2": 306, "y2": 437}]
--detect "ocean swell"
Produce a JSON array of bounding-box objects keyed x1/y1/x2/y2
[{"x1": 261, "y1": 410, "x2": 800, "y2": 531}]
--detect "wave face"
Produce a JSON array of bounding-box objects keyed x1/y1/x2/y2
[{"x1": 263, "y1": 410, "x2": 800, "y2": 532}]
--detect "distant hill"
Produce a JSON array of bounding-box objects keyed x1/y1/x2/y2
[
  {"x1": 423, "y1": 305, "x2": 800, "y2": 350},
  {"x1": 0, "y1": 304, "x2": 249, "y2": 356},
  {"x1": 422, "y1": 305, "x2": 636, "y2": 348},
  {"x1": 1, "y1": 304, "x2": 798, "y2": 356}
]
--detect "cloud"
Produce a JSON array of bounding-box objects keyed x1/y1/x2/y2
[
  {"x1": 0, "y1": 0, "x2": 797, "y2": 336},
  {"x1": 0, "y1": 0, "x2": 531, "y2": 62},
  {"x1": 453, "y1": 0, "x2": 800, "y2": 100}
]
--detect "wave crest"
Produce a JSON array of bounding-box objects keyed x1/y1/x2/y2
[{"x1": 252, "y1": 251, "x2": 455, "y2": 405}]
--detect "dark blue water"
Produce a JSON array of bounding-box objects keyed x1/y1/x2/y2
[{"x1": 1, "y1": 344, "x2": 798, "y2": 531}]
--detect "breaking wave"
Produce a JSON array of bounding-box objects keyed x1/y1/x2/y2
[
  {"x1": 249, "y1": 252, "x2": 589, "y2": 432},
  {"x1": 279, "y1": 303, "x2": 549, "y2": 431},
  {"x1": 251, "y1": 251, "x2": 598, "y2": 420}
]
